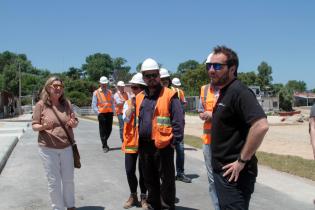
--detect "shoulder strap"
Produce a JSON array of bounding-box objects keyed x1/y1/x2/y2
[{"x1": 51, "y1": 106, "x2": 75, "y2": 145}]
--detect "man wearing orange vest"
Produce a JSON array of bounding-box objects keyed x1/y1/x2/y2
[
  {"x1": 114, "y1": 81, "x2": 129, "y2": 142},
  {"x1": 122, "y1": 73, "x2": 150, "y2": 210},
  {"x1": 92, "y1": 76, "x2": 115, "y2": 153},
  {"x1": 198, "y1": 52, "x2": 220, "y2": 210},
  {"x1": 137, "y1": 58, "x2": 184, "y2": 210}
]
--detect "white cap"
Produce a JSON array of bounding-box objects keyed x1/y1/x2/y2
[
  {"x1": 160, "y1": 68, "x2": 170, "y2": 78},
  {"x1": 129, "y1": 73, "x2": 147, "y2": 86},
  {"x1": 205, "y1": 52, "x2": 214, "y2": 64},
  {"x1": 117, "y1": 81, "x2": 125, "y2": 87},
  {"x1": 141, "y1": 58, "x2": 159, "y2": 72},
  {"x1": 99, "y1": 76, "x2": 109, "y2": 84},
  {"x1": 172, "y1": 77, "x2": 181, "y2": 86}
]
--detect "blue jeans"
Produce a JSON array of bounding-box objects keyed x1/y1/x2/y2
[
  {"x1": 203, "y1": 144, "x2": 220, "y2": 210},
  {"x1": 117, "y1": 114, "x2": 124, "y2": 142},
  {"x1": 175, "y1": 141, "x2": 185, "y2": 175}
]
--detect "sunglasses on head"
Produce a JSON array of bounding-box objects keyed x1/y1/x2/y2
[
  {"x1": 206, "y1": 63, "x2": 228, "y2": 71},
  {"x1": 50, "y1": 84, "x2": 64, "y2": 89},
  {"x1": 143, "y1": 73, "x2": 159, "y2": 79},
  {"x1": 131, "y1": 86, "x2": 140, "y2": 90}
]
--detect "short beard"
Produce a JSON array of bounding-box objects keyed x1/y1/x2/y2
[{"x1": 214, "y1": 70, "x2": 230, "y2": 87}]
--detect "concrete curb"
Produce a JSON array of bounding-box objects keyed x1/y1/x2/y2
[{"x1": 0, "y1": 136, "x2": 19, "y2": 174}]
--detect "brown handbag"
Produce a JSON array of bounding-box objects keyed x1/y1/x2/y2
[{"x1": 51, "y1": 106, "x2": 81, "y2": 169}]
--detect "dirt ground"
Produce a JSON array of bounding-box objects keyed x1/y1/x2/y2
[{"x1": 185, "y1": 107, "x2": 314, "y2": 160}]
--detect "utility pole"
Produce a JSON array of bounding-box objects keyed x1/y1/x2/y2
[{"x1": 18, "y1": 62, "x2": 22, "y2": 115}]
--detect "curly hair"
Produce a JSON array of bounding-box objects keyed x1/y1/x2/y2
[{"x1": 40, "y1": 76, "x2": 67, "y2": 106}]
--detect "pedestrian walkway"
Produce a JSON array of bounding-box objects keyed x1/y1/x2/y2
[
  {"x1": 0, "y1": 114, "x2": 314, "y2": 209},
  {"x1": 0, "y1": 114, "x2": 31, "y2": 173}
]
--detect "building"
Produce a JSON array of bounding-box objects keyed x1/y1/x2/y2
[{"x1": 293, "y1": 92, "x2": 315, "y2": 107}]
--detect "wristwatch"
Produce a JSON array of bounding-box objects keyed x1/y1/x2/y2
[{"x1": 237, "y1": 156, "x2": 250, "y2": 164}]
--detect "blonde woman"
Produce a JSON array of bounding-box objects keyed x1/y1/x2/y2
[{"x1": 32, "y1": 76, "x2": 78, "y2": 210}]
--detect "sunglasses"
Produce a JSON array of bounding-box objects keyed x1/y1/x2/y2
[
  {"x1": 50, "y1": 84, "x2": 64, "y2": 89},
  {"x1": 206, "y1": 63, "x2": 228, "y2": 71},
  {"x1": 131, "y1": 86, "x2": 140, "y2": 90},
  {"x1": 143, "y1": 73, "x2": 159, "y2": 79}
]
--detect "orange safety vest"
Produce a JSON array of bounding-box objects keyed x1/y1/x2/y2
[
  {"x1": 95, "y1": 88, "x2": 114, "y2": 113},
  {"x1": 122, "y1": 99, "x2": 139, "y2": 153},
  {"x1": 115, "y1": 91, "x2": 129, "y2": 115},
  {"x1": 171, "y1": 87, "x2": 185, "y2": 103},
  {"x1": 200, "y1": 84, "x2": 218, "y2": 144},
  {"x1": 136, "y1": 87, "x2": 176, "y2": 149}
]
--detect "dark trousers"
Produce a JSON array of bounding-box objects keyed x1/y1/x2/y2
[
  {"x1": 213, "y1": 169, "x2": 256, "y2": 210},
  {"x1": 139, "y1": 140, "x2": 175, "y2": 210},
  {"x1": 98, "y1": 113, "x2": 113, "y2": 148},
  {"x1": 125, "y1": 153, "x2": 147, "y2": 194},
  {"x1": 175, "y1": 141, "x2": 185, "y2": 175}
]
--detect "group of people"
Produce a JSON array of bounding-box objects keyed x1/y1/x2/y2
[{"x1": 32, "y1": 45, "x2": 270, "y2": 210}]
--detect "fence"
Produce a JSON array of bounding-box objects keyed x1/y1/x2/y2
[
  {"x1": 72, "y1": 95, "x2": 277, "y2": 115},
  {"x1": 72, "y1": 105, "x2": 96, "y2": 116}
]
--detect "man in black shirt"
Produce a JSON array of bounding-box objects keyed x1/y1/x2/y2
[{"x1": 209, "y1": 46, "x2": 269, "y2": 210}]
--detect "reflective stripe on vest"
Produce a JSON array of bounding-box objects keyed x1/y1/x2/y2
[
  {"x1": 136, "y1": 87, "x2": 176, "y2": 149},
  {"x1": 157, "y1": 116, "x2": 171, "y2": 126}
]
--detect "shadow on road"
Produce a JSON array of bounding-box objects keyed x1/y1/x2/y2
[
  {"x1": 186, "y1": 173, "x2": 200, "y2": 180},
  {"x1": 184, "y1": 147, "x2": 197, "y2": 151},
  {"x1": 77, "y1": 206, "x2": 104, "y2": 210},
  {"x1": 176, "y1": 206, "x2": 199, "y2": 210},
  {"x1": 109, "y1": 147, "x2": 121, "y2": 151}
]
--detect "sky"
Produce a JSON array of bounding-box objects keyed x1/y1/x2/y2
[{"x1": 1, "y1": 0, "x2": 315, "y2": 89}]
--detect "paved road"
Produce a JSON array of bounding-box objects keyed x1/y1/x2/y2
[{"x1": 0, "y1": 117, "x2": 314, "y2": 210}]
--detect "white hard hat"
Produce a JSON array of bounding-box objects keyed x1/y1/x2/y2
[
  {"x1": 172, "y1": 77, "x2": 181, "y2": 86},
  {"x1": 141, "y1": 58, "x2": 159, "y2": 72},
  {"x1": 129, "y1": 73, "x2": 147, "y2": 86},
  {"x1": 117, "y1": 81, "x2": 125, "y2": 87},
  {"x1": 160, "y1": 68, "x2": 170, "y2": 78},
  {"x1": 205, "y1": 52, "x2": 214, "y2": 64},
  {"x1": 99, "y1": 76, "x2": 109, "y2": 84}
]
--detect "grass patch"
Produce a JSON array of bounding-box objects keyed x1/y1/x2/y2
[
  {"x1": 184, "y1": 134, "x2": 315, "y2": 181},
  {"x1": 256, "y1": 152, "x2": 315, "y2": 181}
]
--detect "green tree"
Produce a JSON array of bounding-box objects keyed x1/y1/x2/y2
[
  {"x1": 66, "y1": 91, "x2": 90, "y2": 107},
  {"x1": 82, "y1": 53, "x2": 113, "y2": 81},
  {"x1": 136, "y1": 63, "x2": 142, "y2": 72},
  {"x1": 65, "y1": 67, "x2": 82, "y2": 80},
  {"x1": 181, "y1": 64, "x2": 208, "y2": 96},
  {"x1": 256, "y1": 61, "x2": 273, "y2": 90},
  {"x1": 238, "y1": 71, "x2": 258, "y2": 86},
  {"x1": 279, "y1": 87, "x2": 293, "y2": 111},
  {"x1": 286, "y1": 80, "x2": 306, "y2": 92},
  {"x1": 177, "y1": 60, "x2": 199, "y2": 74},
  {"x1": 112, "y1": 57, "x2": 131, "y2": 83}
]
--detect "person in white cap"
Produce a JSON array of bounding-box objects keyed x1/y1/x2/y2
[
  {"x1": 160, "y1": 68, "x2": 191, "y2": 183},
  {"x1": 91, "y1": 76, "x2": 115, "y2": 153},
  {"x1": 159, "y1": 68, "x2": 171, "y2": 88},
  {"x1": 121, "y1": 73, "x2": 150, "y2": 209},
  {"x1": 198, "y1": 52, "x2": 220, "y2": 210},
  {"x1": 114, "y1": 80, "x2": 129, "y2": 142},
  {"x1": 169, "y1": 77, "x2": 192, "y2": 183},
  {"x1": 136, "y1": 58, "x2": 184, "y2": 210}
]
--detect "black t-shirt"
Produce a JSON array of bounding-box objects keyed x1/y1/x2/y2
[{"x1": 211, "y1": 79, "x2": 266, "y2": 174}]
